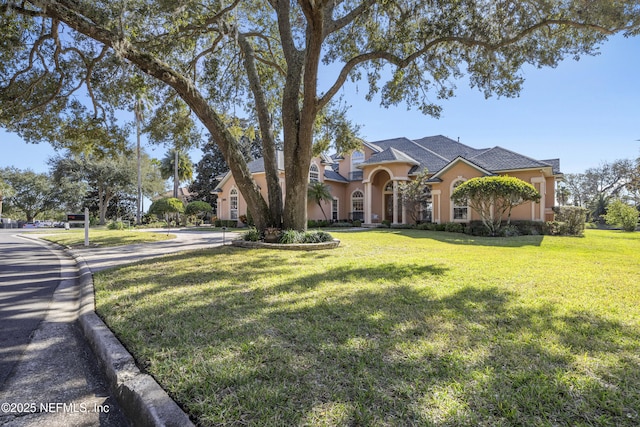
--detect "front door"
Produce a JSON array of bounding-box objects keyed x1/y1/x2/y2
[{"x1": 384, "y1": 194, "x2": 402, "y2": 223}]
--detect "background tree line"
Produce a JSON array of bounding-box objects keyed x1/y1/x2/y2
[{"x1": 558, "y1": 153, "x2": 640, "y2": 222}]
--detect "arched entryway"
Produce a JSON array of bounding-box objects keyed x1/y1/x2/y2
[{"x1": 383, "y1": 180, "x2": 402, "y2": 223}]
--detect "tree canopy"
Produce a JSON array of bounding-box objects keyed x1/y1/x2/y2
[
  {"x1": 399, "y1": 170, "x2": 431, "y2": 225},
  {"x1": 149, "y1": 197, "x2": 185, "y2": 217},
  {"x1": 2, "y1": 0, "x2": 639, "y2": 231},
  {"x1": 1, "y1": 167, "x2": 60, "y2": 222},
  {"x1": 451, "y1": 175, "x2": 541, "y2": 235},
  {"x1": 50, "y1": 149, "x2": 163, "y2": 224}
]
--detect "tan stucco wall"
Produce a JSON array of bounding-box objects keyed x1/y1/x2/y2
[
  {"x1": 430, "y1": 162, "x2": 556, "y2": 224},
  {"x1": 216, "y1": 154, "x2": 557, "y2": 225}
]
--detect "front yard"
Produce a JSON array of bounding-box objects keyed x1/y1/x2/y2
[{"x1": 94, "y1": 229, "x2": 640, "y2": 426}]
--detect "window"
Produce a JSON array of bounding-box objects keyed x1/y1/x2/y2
[
  {"x1": 422, "y1": 187, "x2": 433, "y2": 222},
  {"x1": 230, "y1": 188, "x2": 238, "y2": 220},
  {"x1": 351, "y1": 150, "x2": 364, "y2": 168},
  {"x1": 309, "y1": 163, "x2": 319, "y2": 182},
  {"x1": 452, "y1": 180, "x2": 467, "y2": 221},
  {"x1": 332, "y1": 198, "x2": 339, "y2": 221},
  {"x1": 351, "y1": 190, "x2": 364, "y2": 221}
]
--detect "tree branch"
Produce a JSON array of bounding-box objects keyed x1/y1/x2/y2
[{"x1": 318, "y1": 17, "x2": 622, "y2": 109}]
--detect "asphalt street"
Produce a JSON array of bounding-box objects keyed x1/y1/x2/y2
[
  {"x1": 0, "y1": 227, "x2": 237, "y2": 426},
  {"x1": 0, "y1": 230, "x2": 129, "y2": 426}
]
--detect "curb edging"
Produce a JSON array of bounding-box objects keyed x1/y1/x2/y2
[{"x1": 74, "y1": 253, "x2": 194, "y2": 427}]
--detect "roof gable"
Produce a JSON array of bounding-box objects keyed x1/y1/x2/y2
[
  {"x1": 359, "y1": 146, "x2": 420, "y2": 167},
  {"x1": 368, "y1": 137, "x2": 448, "y2": 173},
  {"x1": 428, "y1": 156, "x2": 495, "y2": 180}
]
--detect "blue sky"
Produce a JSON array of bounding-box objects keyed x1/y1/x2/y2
[{"x1": 1, "y1": 34, "x2": 639, "y2": 176}]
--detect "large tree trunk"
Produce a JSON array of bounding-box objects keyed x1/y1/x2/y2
[
  {"x1": 238, "y1": 34, "x2": 283, "y2": 228},
  {"x1": 280, "y1": 1, "x2": 324, "y2": 231}
]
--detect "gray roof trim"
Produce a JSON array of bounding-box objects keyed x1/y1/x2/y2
[
  {"x1": 362, "y1": 140, "x2": 384, "y2": 153},
  {"x1": 430, "y1": 156, "x2": 495, "y2": 180}
]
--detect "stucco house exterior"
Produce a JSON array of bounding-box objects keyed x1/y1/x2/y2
[{"x1": 214, "y1": 135, "x2": 562, "y2": 226}]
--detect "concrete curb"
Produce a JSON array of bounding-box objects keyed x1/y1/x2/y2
[{"x1": 72, "y1": 252, "x2": 195, "y2": 427}]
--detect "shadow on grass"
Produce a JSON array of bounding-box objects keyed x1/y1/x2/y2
[
  {"x1": 96, "y1": 250, "x2": 640, "y2": 426},
  {"x1": 370, "y1": 228, "x2": 545, "y2": 247}
]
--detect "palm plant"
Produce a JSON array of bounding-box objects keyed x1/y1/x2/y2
[
  {"x1": 307, "y1": 181, "x2": 333, "y2": 221},
  {"x1": 160, "y1": 149, "x2": 193, "y2": 197}
]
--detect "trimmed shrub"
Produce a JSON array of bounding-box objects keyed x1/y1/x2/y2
[
  {"x1": 444, "y1": 222, "x2": 464, "y2": 233},
  {"x1": 381, "y1": 219, "x2": 391, "y2": 228},
  {"x1": 352, "y1": 220, "x2": 362, "y2": 227},
  {"x1": 500, "y1": 225, "x2": 520, "y2": 237},
  {"x1": 390, "y1": 223, "x2": 414, "y2": 229},
  {"x1": 280, "y1": 229, "x2": 304, "y2": 244},
  {"x1": 242, "y1": 228, "x2": 261, "y2": 241},
  {"x1": 604, "y1": 199, "x2": 639, "y2": 232},
  {"x1": 552, "y1": 206, "x2": 588, "y2": 236},
  {"x1": 108, "y1": 220, "x2": 126, "y2": 230},
  {"x1": 331, "y1": 221, "x2": 353, "y2": 227},
  {"x1": 279, "y1": 230, "x2": 334, "y2": 244},
  {"x1": 215, "y1": 219, "x2": 238, "y2": 228}
]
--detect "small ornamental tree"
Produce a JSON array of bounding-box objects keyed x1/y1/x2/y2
[
  {"x1": 399, "y1": 170, "x2": 431, "y2": 225},
  {"x1": 604, "y1": 199, "x2": 639, "y2": 232},
  {"x1": 451, "y1": 176, "x2": 541, "y2": 236},
  {"x1": 185, "y1": 201, "x2": 213, "y2": 226},
  {"x1": 148, "y1": 197, "x2": 185, "y2": 224}
]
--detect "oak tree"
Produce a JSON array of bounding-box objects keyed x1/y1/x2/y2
[{"x1": 3, "y1": 0, "x2": 639, "y2": 231}]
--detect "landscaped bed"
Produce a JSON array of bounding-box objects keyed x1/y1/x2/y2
[{"x1": 94, "y1": 229, "x2": 640, "y2": 426}]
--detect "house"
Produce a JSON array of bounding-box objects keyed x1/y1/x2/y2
[{"x1": 214, "y1": 135, "x2": 562, "y2": 226}]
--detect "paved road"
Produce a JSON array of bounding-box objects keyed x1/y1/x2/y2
[
  {"x1": 71, "y1": 228, "x2": 239, "y2": 272},
  {"x1": 0, "y1": 230, "x2": 129, "y2": 426},
  {"x1": 0, "y1": 227, "x2": 238, "y2": 426}
]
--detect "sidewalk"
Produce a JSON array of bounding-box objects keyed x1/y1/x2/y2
[{"x1": 1, "y1": 229, "x2": 237, "y2": 427}]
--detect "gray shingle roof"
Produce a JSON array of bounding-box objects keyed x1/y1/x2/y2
[
  {"x1": 324, "y1": 169, "x2": 349, "y2": 182},
  {"x1": 368, "y1": 135, "x2": 560, "y2": 176},
  {"x1": 414, "y1": 135, "x2": 486, "y2": 159},
  {"x1": 246, "y1": 151, "x2": 285, "y2": 173},
  {"x1": 368, "y1": 137, "x2": 449, "y2": 174},
  {"x1": 468, "y1": 146, "x2": 552, "y2": 171},
  {"x1": 360, "y1": 146, "x2": 420, "y2": 166}
]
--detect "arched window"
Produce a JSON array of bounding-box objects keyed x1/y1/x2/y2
[
  {"x1": 351, "y1": 190, "x2": 364, "y2": 221},
  {"x1": 230, "y1": 188, "x2": 238, "y2": 220},
  {"x1": 309, "y1": 163, "x2": 319, "y2": 182},
  {"x1": 451, "y1": 180, "x2": 468, "y2": 221}
]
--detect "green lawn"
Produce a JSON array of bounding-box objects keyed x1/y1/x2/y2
[
  {"x1": 40, "y1": 229, "x2": 175, "y2": 247},
  {"x1": 94, "y1": 229, "x2": 640, "y2": 426}
]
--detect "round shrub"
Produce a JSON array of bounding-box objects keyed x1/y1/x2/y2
[
  {"x1": 242, "y1": 228, "x2": 261, "y2": 241},
  {"x1": 108, "y1": 220, "x2": 126, "y2": 230}
]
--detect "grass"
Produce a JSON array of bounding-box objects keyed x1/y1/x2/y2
[
  {"x1": 93, "y1": 229, "x2": 640, "y2": 426},
  {"x1": 40, "y1": 228, "x2": 175, "y2": 247}
]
